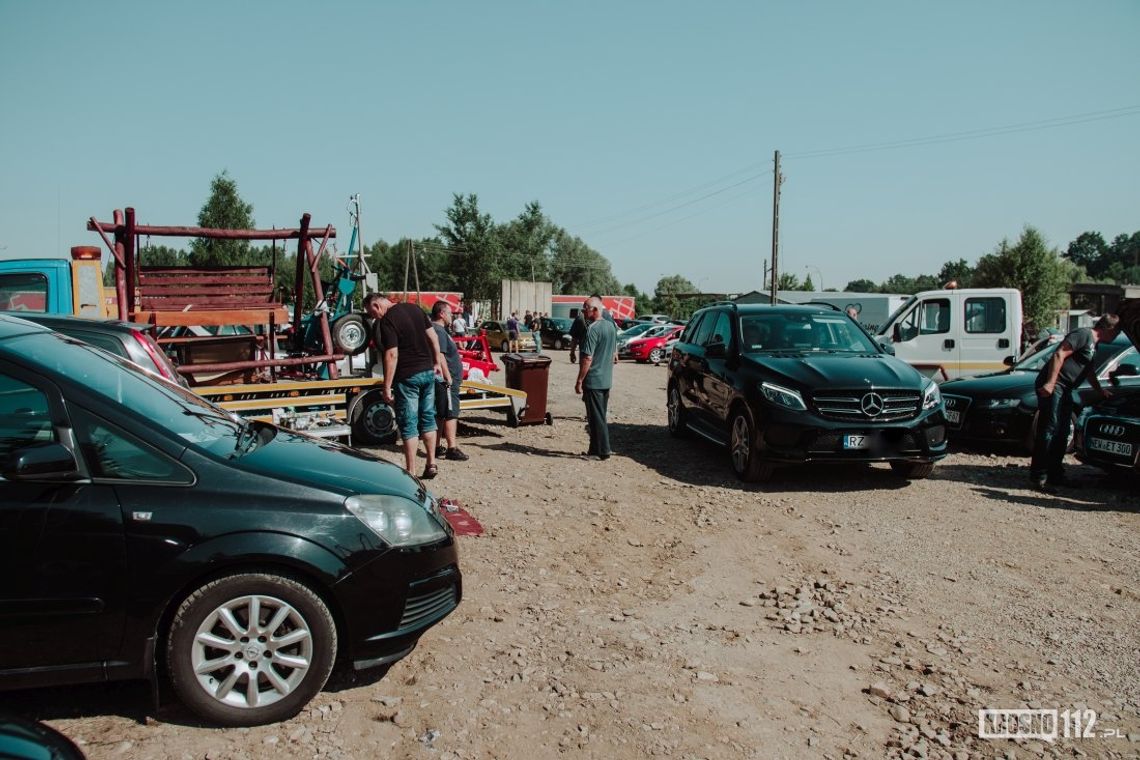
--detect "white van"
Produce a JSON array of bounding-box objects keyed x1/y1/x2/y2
[{"x1": 876, "y1": 288, "x2": 1022, "y2": 380}]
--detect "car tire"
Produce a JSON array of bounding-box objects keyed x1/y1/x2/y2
[
  {"x1": 500, "y1": 340, "x2": 510, "y2": 353},
  {"x1": 889, "y1": 460, "x2": 935, "y2": 479},
  {"x1": 729, "y1": 406, "x2": 774, "y2": 482},
  {"x1": 667, "y1": 385, "x2": 690, "y2": 438},
  {"x1": 553, "y1": 338, "x2": 562, "y2": 350},
  {"x1": 1023, "y1": 412, "x2": 1078, "y2": 455},
  {"x1": 349, "y1": 389, "x2": 398, "y2": 445},
  {"x1": 649, "y1": 347, "x2": 664, "y2": 364},
  {"x1": 330, "y1": 314, "x2": 369, "y2": 356},
  {"x1": 167, "y1": 573, "x2": 337, "y2": 727}
]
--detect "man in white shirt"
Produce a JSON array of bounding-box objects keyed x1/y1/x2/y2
[{"x1": 451, "y1": 311, "x2": 467, "y2": 336}]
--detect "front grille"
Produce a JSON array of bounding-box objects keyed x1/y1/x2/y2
[
  {"x1": 399, "y1": 584, "x2": 458, "y2": 631},
  {"x1": 810, "y1": 389, "x2": 922, "y2": 422}
]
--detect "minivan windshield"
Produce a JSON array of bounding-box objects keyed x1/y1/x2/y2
[
  {"x1": 11, "y1": 331, "x2": 248, "y2": 457},
  {"x1": 739, "y1": 312, "x2": 879, "y2": 354}
]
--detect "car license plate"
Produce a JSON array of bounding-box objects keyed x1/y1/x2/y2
[
  {"x1": 842, "y1": 434, "x2": 868, "y2": 450},
  {"x1": 945, "y1": 410, "x2": 961, "y2": 424},
  {"x1": 1087, "y1": 437, "x2": 1133, "y2": 457}
]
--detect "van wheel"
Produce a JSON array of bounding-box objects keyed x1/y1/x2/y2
[
  {"x1": 889, "y1": 461, "x2": 935, "y2": 479},
  {"x1": 500, "y1": 340, "x2": 510, "y2": 353},
  {"x1": 553, "y1": 338, "x2": 563, "y2": 350},
  {"x1": 167, "y1": 573, "x2": 337, "y2": 727},
  {"x1": 349, "y1": 390, "x2": 398, "y2": 445},
  {"x1": 729, "y1": 407, "x2": 774, "y2": 482}
]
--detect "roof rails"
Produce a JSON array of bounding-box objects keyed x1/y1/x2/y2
[
  {"x1": 803, "y1": 300, "x2": 843, "y2": 312},
  {"x1": 701, "y1": 300, "x2": 738, "y2": 309}
]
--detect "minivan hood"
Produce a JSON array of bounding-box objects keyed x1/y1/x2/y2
[
  {"x1": 234, "y1": 428, "x2": 425, "y2": 499},
  {"x1": 744, "y1": 352, "x2": 922, "y2": 389}
]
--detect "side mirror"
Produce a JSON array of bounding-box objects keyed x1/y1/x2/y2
[
  {"x1": 892, "y1": 324, "x2": 902, "y2": 342},
  {"x1": 1003, "y1": 355, "x2": 1016, "y2": 367},
  {"x1": 1109, "y1": 364, "x2": 1139, "y2": 385},
  {"x1": 2, "y1": 443, "x2": 82, "y2": 482},
  {"x1": 706, "y1": 340, "x2": 727, "y2": 358}
]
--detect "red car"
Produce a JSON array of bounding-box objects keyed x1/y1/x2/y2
[{"x1": 624, "y1": 324, "x2": 683, "y2": 363}]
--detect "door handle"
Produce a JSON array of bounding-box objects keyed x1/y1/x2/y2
[
  {"x1": 943, "y1": 339, "x2": 955, "y2": 349},
  {"x1": 997, "y1": 338, "x2": 1009, "y2": 349}
]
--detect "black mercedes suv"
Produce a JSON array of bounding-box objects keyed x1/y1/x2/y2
[{"x1": 666, "y1": 302, "x2": 947, "y2": 481}]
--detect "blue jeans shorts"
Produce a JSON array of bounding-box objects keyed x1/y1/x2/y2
[{"x1": 393, "y1": 370, "x2": 438, "y2": 440}]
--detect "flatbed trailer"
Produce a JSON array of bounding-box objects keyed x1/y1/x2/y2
[{"x1": 198, "y1": 375, "x2": 528, "y2": 445}]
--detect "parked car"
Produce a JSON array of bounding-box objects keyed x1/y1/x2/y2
[
  {"x1": 478, "y1": 320, "x2": 536, "y2": 353},
  {"x1": 0, "y1": 712, "x2": 84, "y2": 759},
  {"x1": 537, "y1": 316, "x2": 574, "y2": 350},
  {"x1": 667, "y1": 303, "x2": 947, "y2": 481},
  {"x1": 625, "y1": 324, "x2": 684, "y2": 363},
  {"x1": 616, "y1": 321, "x2": 659, "y2": 349},
  {"x1": 1074, "y1": 299, "x2": 1140, "y2": 475},
  {"x1": 636, "y1": 313, "x2": 672, "y2": 324},
  {"x1": 619, "y1": 323, "x2": 682, "y2": 359},
  {"x1": 0, "y1": 314, "x2": 461, "y2": 726},
  {"x1": 8, "y1": 312, "x2": 188, "y2": 388},
  {"x1": 940, "y1": 332, "x2": 1138, "y2": 452}
]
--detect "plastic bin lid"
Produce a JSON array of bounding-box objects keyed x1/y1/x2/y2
[{"x1": 501, "y1": 352, "x2": 553, "y2": 365}]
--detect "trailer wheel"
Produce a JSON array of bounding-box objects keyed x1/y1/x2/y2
[
  {"x1": 331, "y1": 314, "x2": 369, "y2": 356},
  {"x1": 349, "y1": 390, "x2": 397, "y2": 445}
]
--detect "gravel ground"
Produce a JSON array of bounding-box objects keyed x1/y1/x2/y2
[{"x1": 5, "y1": 354, "x2": 1139, "y2": 759}]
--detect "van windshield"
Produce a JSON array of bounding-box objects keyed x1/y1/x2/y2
[
  {"x1": 12, "y1": 331, "x2": 245, "y2": 457},
  {"x1": 739, "y1": 313, "x2": 879, "y2": 354},
  {"x1": 881, "y1": 296, "x2": 916, "y2": 337}
]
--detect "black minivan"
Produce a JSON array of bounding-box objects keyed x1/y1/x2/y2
[
  {"x1": 0, "y1": 314, "x2": 461, "y2": 726},
  {"x1": 667, "y1": 302, "x2": 947, "y2": 481}
]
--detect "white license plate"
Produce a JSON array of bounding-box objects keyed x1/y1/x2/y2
[
  {"x1": 842, "y1": 434, "x2": 868, "y2": 450},
  {"x1": 945, "y1": 410, "x2": 961, "y2": 424},
  {"x1": 1087, "y1": 438, "x2": 1133, "y2": 457}
]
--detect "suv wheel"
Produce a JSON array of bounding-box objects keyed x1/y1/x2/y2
[
  {"x1": 167, "y1": 573, "x2": 337, "y2": 726},
  {"x1": 667, "y1": 385, "x2": 690, "y2": 438},
  {"x1": 729, "y1": 407, "x2": 774, "y2": 482},
  {"x1": 889, "y1": 460, "x2": 934, "y2": 479}
]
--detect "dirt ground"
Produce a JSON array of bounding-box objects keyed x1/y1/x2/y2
[{"x1": 6, "y1": 354, "x2": 1140, "y2": 759}]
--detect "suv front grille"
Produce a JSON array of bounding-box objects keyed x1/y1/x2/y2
[{"x1": 810, "y1": 389, "x2": 922, "y2": 422}]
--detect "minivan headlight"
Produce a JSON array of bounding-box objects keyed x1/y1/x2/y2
[
  {"x1": 760, "y1": 381, "x2": 806, "y2": 411},
  {"x1": 922, "y1": 378, "x2": 942, "y2": 410},
  {"x1": 345, "y1": 494, "x2": 447, "y2": 547}
]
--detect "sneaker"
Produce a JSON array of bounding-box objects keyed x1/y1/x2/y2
[
  {"x1": 445, "y1": 448, "x2": 470, "y2": 462},
  {"x1": 436, "y1": 445, "x2": 447, "y2": 457}
]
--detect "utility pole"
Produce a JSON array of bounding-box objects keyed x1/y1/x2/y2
[{"x1": 769, "y1": 150, "x2": 783, "y2": 303}]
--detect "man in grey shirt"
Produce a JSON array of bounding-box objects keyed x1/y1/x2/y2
[{"x1": 575, "y1": 296, "x2": 618, "y2": 460}]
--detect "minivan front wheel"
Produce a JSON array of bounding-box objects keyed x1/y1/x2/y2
[
  {"x1": 729, "y1": 407, "x2": 774, "y2": 482},
  {"x1": 167, "y1": 573, "x2": 338, "y2": 727}
]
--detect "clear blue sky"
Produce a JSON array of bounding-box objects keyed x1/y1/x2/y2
[{"x1": 1, "y1": 1, "x2": 1137, "y2": 295}]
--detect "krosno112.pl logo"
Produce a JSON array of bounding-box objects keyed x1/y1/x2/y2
[{"x1": 978, "y1": 709, "x2": 1125, "y2": 742}]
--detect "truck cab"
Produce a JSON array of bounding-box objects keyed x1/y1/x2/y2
[
  {"x1": 0, "y1": 248, "x2": 109, "y2": 318},
  {"x1": 877, "y1": 288, "x2": 1022, "y2": 380}
]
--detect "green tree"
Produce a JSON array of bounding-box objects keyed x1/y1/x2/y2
[
  {"x1": 844, "y1": 278, "x2": 878, "y2": 292},
  {"x1": 802, "y1": 274, "x2": 814, "y2": 292},
  {"x1": 497, "y1": 201, "x2": 556, "y2": 282},
  {"x1": 1064, "y1": 231, "x2": 1107, "y2": 276},
  {"x1": 549, "y1": 229, "x2": 620, "y2": 295},
  {"x1": 654, "y1": 274, "x2": 697, "y2": 318},
  {"x1": 188, "y1": 171, "x2": 256, "y2": 267},
  {"x1": 973, "y1": 227, "x2": 1075, "y2": 332},
  {"x1": 936, "y1": 258, "x2": 974, "y2": 288},
  {"x1": 622, "y1": 282, "x2": 654, "y2": 313},
  {"x1": 138, "y1": 244, "x2": 186, "y2": 267},
  {"x1": 434, "y1": 194, "x2": 503, "y2": 303},
  {"x1": 776, "y1": 272, "x2": 801, "y2": 290}
]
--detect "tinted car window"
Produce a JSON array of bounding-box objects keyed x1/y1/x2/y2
[
  {"x1": 680, "y1": 313, "x2": 704, "y2": 343},
  {"x1": 0, "y1": 373, "x2": 55, "y2": 458},
  {"x1": 0, "y1": 272, "x2": 48, "y2": 312},
  {"x1": 11, "y1": 332, "x2": 244, "y2": 457},
  {"x1": 71, "y1": 404, "x2": 193, "y2": 482},
  {"x1": 706, "y1": 311, "x2": 732, "y2": 347},
  {"x1": 690, "y1": 312, "x2": 716, "y2": 346},
  {"x1": 740, "y1": 312, "x2": 878, "y2": 353}
]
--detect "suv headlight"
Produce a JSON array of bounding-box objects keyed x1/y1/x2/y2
[
  {"x1": 345, "y1": 494, "x2": 448, "y2": 547},
  {"x1": 921, "y1": 378, "x2": 942, "y2": 410},
  {"x1": 760, "y1": 381, "x2": 806, "y2": 411}
]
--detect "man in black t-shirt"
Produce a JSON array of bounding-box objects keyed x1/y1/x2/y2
[
  {"x1": 1029, "y1": 313, "x2": 1121, "y2": 491},
  {"x1": 364, "y1": 293, "x2": 452, "y2": 479}
]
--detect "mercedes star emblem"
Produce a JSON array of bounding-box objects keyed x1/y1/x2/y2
[{"x1": 861, "y1": 392, "x2": 884, "y2": 417}]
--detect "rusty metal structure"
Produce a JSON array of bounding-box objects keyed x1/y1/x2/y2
[{"x1": 88, "y1": 208, "x2": 343, "y2": 381}]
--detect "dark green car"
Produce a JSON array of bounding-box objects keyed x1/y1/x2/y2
[{"x1": 0, "y1": 314, "x2": 460, "y2": 726}]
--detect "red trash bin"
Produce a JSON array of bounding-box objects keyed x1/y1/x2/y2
[{"x1": 500, "y1": 353, "x2": 553, "y2": 426}]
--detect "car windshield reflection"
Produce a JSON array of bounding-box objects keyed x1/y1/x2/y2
[{"x1": 739, "y1": 313, "x2": 878, "y2": 354}]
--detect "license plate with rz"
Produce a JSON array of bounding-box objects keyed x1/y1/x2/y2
[{"x1": 842, "y1": 434, "x2": 869, "y2": 450}]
